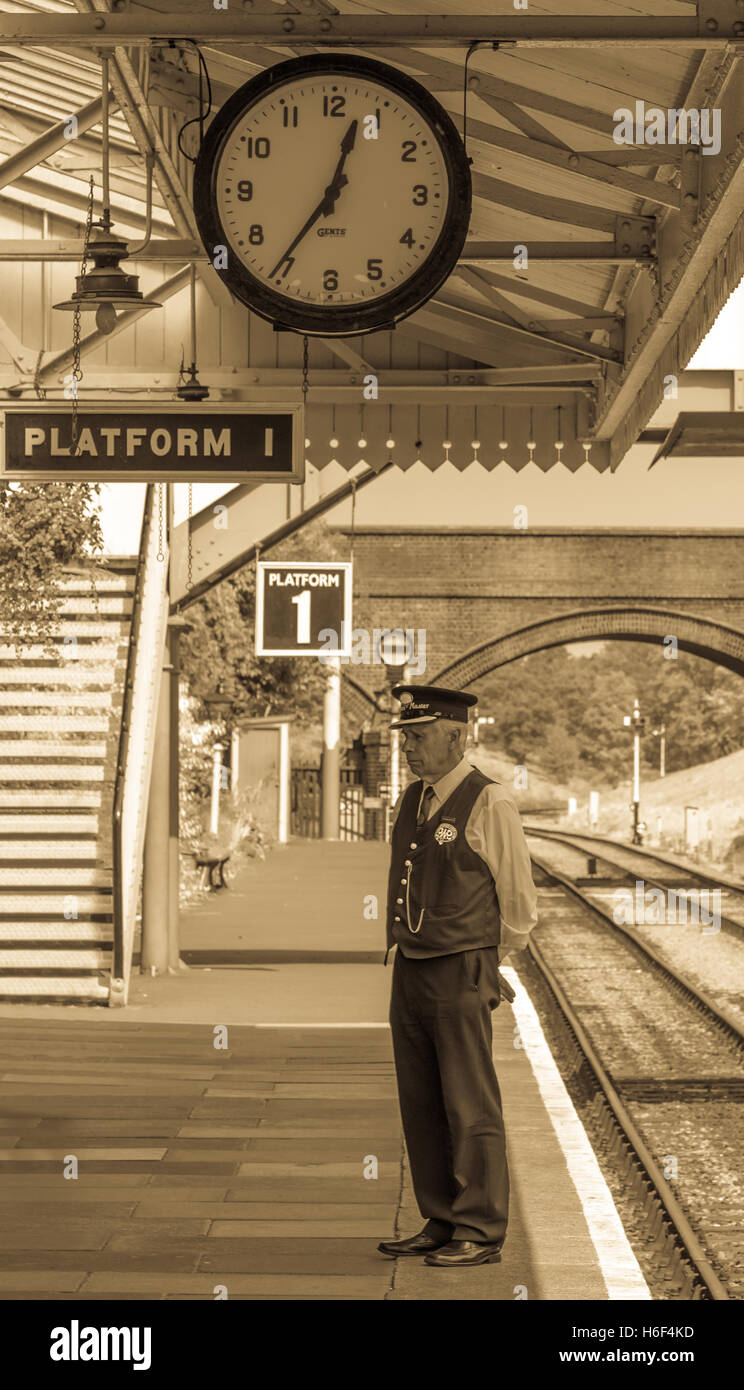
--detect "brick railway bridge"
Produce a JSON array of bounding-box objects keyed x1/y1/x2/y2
[{"x1": 338, "y1": 527, "x2": 744, "y2": 722}]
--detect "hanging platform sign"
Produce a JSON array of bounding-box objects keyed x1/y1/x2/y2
[
  {"x1": 0, "y1": 402, "x2": 304, "y2": 482},
  {"x1": 256, "y1": 561, "x2": 353, "y2": 658}
]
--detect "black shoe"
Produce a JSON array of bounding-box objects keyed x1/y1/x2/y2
[
  {"x1": 424, "y1": 1238, "x2": 504, "y2": 1267},
  {"x1": 377, "y1": 1230, "x2": 451, "y2": 1258}
]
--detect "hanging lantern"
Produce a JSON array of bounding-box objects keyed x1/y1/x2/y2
[
  {"x1": 54, "y1": 218, "x2": 159, "y2": 333},
  {"x1": 54, "y1": 57, "x2": 159, "y2": 334}
]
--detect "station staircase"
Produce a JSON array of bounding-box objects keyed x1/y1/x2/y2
[{"x1": 0, "y1": 487, "x2": 168, "y2": 1004}]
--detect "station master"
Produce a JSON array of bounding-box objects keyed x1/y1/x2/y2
[{"x1": 378, "y1": 683, "x2": 538, "y2": 1269}]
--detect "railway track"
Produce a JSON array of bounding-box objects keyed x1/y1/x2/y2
[
  {"x1": 524, "y1": 824, "x2": 744, "y2": 940},
  {"x1": 521, "y1": 840, "x2": 744, "y2": 1300}
]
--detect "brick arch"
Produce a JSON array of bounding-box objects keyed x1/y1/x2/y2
[{"x1": 431, "y1": 606, "x2": 744, "y2": 687}]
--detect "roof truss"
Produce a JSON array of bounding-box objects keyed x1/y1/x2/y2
[{"x1": 0, "y1": 3, "x2": 741, "y2": 472}]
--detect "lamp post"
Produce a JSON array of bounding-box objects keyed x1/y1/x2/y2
[
  {"x1": 380, "y1": 629, "x2": 411, "y2": 808},
  {"x1": 622, "y1": 698, "x2": 646, "y2": 844},
  {"x1": 203, "y1": 682, "x2": 233, "y2": 837},
  {"x1": 652, "y1": 722, "x2": 666, "y2": 777},
  {"x1": 472, "y1": 714, "x2": 494, "y2": 746}
]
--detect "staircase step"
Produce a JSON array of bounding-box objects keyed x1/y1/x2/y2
[
  {"x1": 0, "y1": 648, "x2": 122, "y2": 666},
  {"x1": 0, "y1": 922, "x2": 113, "y2": 941},
  {"x1": 0, "y1": 690, "x2": 114, "y2": 707},
  {"x1": 0, "y1": 789, "x2": 104, "y2": 807},
  {"x1": 0, "y1": 767, "x2": 107, "y2": 782},
  {"x1": 0, "y1": 892, "x2": 111, "y2": 914},
  {"x1": 58, "y1": 597, "x2": 133, "y2": 616},
  {"x1": 0, "y1": 739, "x2": 109, "y2": 756},
  {"x1": 0, "y1": 976, "x2": 109, "y2": 998},
  {"x1": 0, "y1": 814, "x2": 100, "y2": 833},
  {"x1": 0, "y1": 866, "x2": 112, "y2": 887},
  {"x1": 0, "y1": 947, "x2": 111, "y2": 968},
  {"x1": 59, "y1": 571, "x2": 133, "y2": 588},
  {"x1": 0, "y1": 559, "x2": 137, "y2": 1004},
  {"x1": 0, "y1": 620, "x2": 129, "y2": 640},
  {"x1": 0, "y1": 841, "x2": 105, "y2": 860},
  {"x1": 0, "y1": 715, "x2": 111, "y2": 732}
]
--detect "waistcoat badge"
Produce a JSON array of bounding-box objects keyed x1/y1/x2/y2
[{"x1": 434, "y1": 822, "x2": 458, "y2": 844}]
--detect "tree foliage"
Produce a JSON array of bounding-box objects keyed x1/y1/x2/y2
[
  {"x1": 475, "y1": 641, "x2": 744, "y2": 786},
  {"x1": 0, "y1": 482, "x2": 103, "y2": 638}
]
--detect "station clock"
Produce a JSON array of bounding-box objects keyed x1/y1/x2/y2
[{"x1": 193, "y1": 53, "x2": 472, "y2": 336}]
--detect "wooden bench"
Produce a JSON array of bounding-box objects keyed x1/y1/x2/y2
[{"x1": 183, "y1": 851, "x2": 231, "y2": 891}]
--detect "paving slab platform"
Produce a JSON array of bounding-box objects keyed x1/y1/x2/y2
[{"x1": 0, "y1": 841, "x2": 645, "y2": 1300}]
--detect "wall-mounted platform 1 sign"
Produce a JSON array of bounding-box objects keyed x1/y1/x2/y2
[
  {"x1": 0, "y1": 402, "x2": 304, "y2": 483},
  {"x1": 256, "y1": 561, "x2": 352, "y2": 658}
]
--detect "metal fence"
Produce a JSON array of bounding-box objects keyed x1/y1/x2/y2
[{"x1": 290, "y1": 767, "x2": 364, "y2": 840}]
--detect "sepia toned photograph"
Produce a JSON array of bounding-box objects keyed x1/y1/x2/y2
[{"x1": 0, "y1": 0, "x2": 742, "y2": 1358}]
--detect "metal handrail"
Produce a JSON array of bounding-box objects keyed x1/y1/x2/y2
[{"x1": 111, "y1": 484, "x2": 155, "y2": 987}]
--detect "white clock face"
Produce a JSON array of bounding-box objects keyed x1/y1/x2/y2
[{"x1": 214, "y1": 74, "x2": 450, "y2": 308}]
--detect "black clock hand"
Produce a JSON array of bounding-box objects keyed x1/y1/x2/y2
[
  {"x1": 324, "y1": 119, "x2": 358, "y2": 200},
  {"x1": 268, "y1": 119, "x2": 358, "y2": 279}
]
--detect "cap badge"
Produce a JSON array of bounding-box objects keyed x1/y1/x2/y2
[
  {"x1": 399, "y1": 692, "x2": 414, "y2": 706},
  {"x1": 434, "y1": 823, "x2": 458, "y2": 845}
]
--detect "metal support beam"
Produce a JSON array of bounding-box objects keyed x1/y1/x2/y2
[
  {"x1": 0, "y1": 15, "x2": 736, "y2": 48},
  {"x1": 0, "y1": 94, "x2": 116, "y2": 191},
  {"x1": 472, "y1": 171, "x2": 617, "y2": 232},
  {"x1": 0, "y1": 312, "x2": 37, "y2": 373},
  {"x1": 376, "y1": 49, "x2": 631, "y2": 138},
  {"x1": 461, "y1": 242, "x2": 654, "y2": 264},
  {"x1": 1, "y1": 377, "x2": 592, "y2": 404},
  {"x1": 4, "y1": 365, "x2": 599, "y2": 390},
  {"x1": 0, "y1": 238, "x2": 203, "y2": 261},
  {"x1": 473, "y1": 93, "x2": 573, "y2": 151},
  {"x1": 437, "y1": 287, "x2": 622, "y2": 363},
  {"x1": 467, "y1": 268, "x2": 622, "y2": 322},
  {"x1": 457, "y1": 114, "x2": 682, "y2": 209}
]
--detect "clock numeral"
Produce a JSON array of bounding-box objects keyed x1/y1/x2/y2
[
  {"x1": 323, "y1": 269, "x2": 339, "y2": 291},
  {"x1": 322, "y1": 94, "x2": 346, "y2": 118},
  {"x1": 401, "y1": 140, "x2": 417, "y2": 162},
  {"x1": 248, "y1": 224, "x2": 264, "y2": 245},
  {"x1": 237, "y1": 180, "x2": 253, "y2": 201},
  {"x1": 246, "y1": 136, "x2": 271, "y2": 158},
  {"x1": 282, "y1": 105, "x2": 299, "y2": 128},
  {"x1": 412, "y1": 185, "x2": 428, "y2": 206},
  {"x1": 366, "y1": 258, "x2": 383, "y2": 281},
  {"x1": 399, "y1": 228, "x2": 415, "y2": 248}
]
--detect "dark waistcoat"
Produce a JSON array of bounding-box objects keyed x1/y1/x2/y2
[{"x1": 385, "y1": 767, "x2": 501, "y2": 961}]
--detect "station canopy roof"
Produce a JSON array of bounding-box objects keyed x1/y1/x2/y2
[{"x1": 0, "y1": 0, "x2": 742, "y2": 474}]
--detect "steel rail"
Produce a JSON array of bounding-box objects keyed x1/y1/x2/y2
[
  {"x1": 528, "y1": 850, "x2": 744, "y2": 1051},
  {"x1": 525, "y1": 825, "x2": 744, "y2": 943},
  {"x1": 526, "y1": 932, "x2": 730, "y2": 1300},
  {"x1": 524, "y1": 823, "x2": 744, "y2": 896}
]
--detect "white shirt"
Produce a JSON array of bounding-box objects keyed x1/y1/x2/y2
[{"x1": 391, "y1": 755, "x2": 539, "y2": 960}]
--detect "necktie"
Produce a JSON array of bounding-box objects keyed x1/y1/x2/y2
[{"x1": 416, "y1": 784, "x2": 435, "y2": 828}]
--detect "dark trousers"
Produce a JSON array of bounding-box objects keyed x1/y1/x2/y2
[{"x1": 389, "y1": 945, "x2": 509, "y2": 1244}]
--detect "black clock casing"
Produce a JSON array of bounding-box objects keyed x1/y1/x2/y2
[{"x1": 193, "y1": 53, "x2": 472, "y2": 337}]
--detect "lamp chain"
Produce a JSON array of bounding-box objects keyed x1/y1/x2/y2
[
  {"x1": 302, "y1": 334, "x2": 309, "y2": 405},
  {"x1": 157, "y1": 484, "x2": 165, "y2": 563},
  {"x1": 70, "y1": 176, "x2": 96, "y2": 454},
  {"x1": 187, "y1": 483, "x2": 193, "y2": 590}
]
